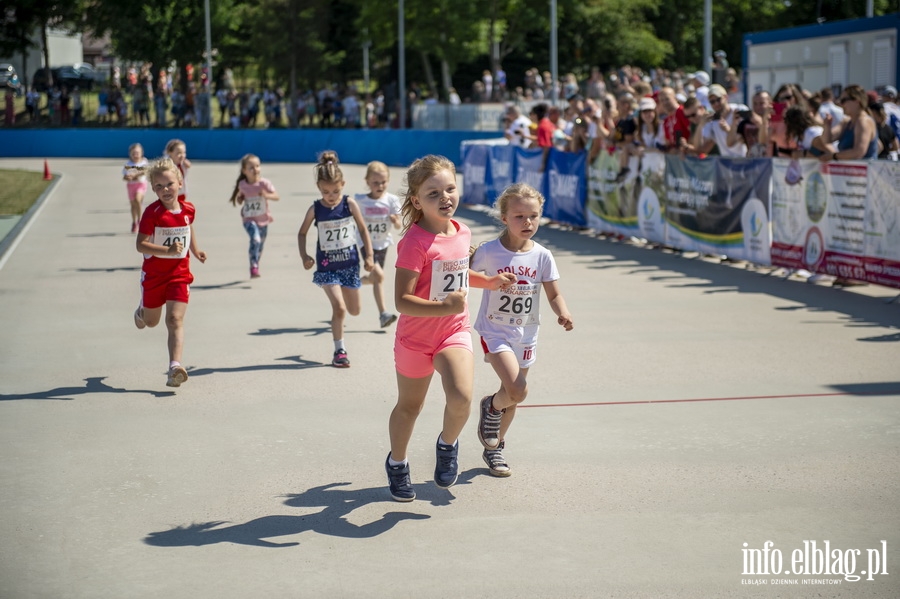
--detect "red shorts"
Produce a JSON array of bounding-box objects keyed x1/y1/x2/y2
[
  {"x1": 140, "y1": 271, "x2": 192, "y2": 309},
  {"x1": 394, "y1": 330, "x2": 472, "y2": 378}
]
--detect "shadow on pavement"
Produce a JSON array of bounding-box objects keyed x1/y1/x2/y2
[
  {"x1": 185, "y1": 355, "x2": 327, "y2": 377},
  {"x1": 0, "y1": 376, "x2": 175, "y2": 401}
]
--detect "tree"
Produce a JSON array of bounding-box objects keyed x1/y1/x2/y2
[{"x1": 0, "y1": 0, "x2": 81, "y2": 87}]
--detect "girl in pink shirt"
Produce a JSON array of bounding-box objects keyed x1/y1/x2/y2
[
  {"x1": 229, "y1": 154, "x2": 279, "y2": 278},
  {"x1": 385, "y1": 155, "x2": 515, "y2": 502}
]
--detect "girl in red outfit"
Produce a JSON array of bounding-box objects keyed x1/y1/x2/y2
[{"x1": 134, "y1": 157, "x2": 207, "y2": 388}]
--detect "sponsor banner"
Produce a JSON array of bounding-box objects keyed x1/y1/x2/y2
[
  {"x1": 460, "y1": 143, "x2": 490, "y2": 206},
  {"x1": 544, "y1": 148, "x2": 587, "y2": 227},
  {"x1": 513, "y1": 147, "x2": 546, "y2": 194},
  {"x1": 664, "y1": 157, "x2": 771, "y2": 260},
  {"x1": 635, "y1": 153, "x2": 668, "y2": 245},
  {"x1": 771, "y1": 159, "x2": 874, "y2": 281},
  {"x1": 486, "y1": 145, "x2": 515, "y2": 207},
  {"x1": 864, "y1": 161, "x2": 900, "y2": 288},
  {"x1": 586, "y1": 149, "x2": 639, "y2": 237}
]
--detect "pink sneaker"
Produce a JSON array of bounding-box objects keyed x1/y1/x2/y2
[{"x1": 250, "y1": 266, "x2": 260, "y2": 278}]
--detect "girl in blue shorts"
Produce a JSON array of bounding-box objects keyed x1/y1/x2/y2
[{"x1": 298, "y1": 151, "x2": 374, "y2": 368}]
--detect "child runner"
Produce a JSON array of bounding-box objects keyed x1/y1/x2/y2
[
  {"x1": 123, "y1": 143, "x2": 149, "y2": 233},
  {"x1": 472, "y1": 183, "x2": 574, "y2": 476},
  {"x1": 385, "y1": 155, "x2": 516, "y2": 502},
  {"x1": 355, "y1": 160, "x2": 402, "y2": 328},
  {"x1": 165, "y1": 139, "x2": 191, "y2": 202},
  {"x1": 229, "y1": 154, "x2": 279, "y2": 278},
  {"x1": 134, "y1": 157, "x2": 208, "y2": 387},
  {"x1": 297, "y1": 151, "x2": 375, "y2": 368}
]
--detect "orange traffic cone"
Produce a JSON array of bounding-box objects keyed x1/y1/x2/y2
[{"x1": 43, "y1": 159, "x2": 52, "y2": 181}]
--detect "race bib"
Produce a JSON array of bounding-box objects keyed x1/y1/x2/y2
[
  {"x1": 317, "y1": 216, "x2": 356, "y2": 252},
  {"x1": 366, "y1": 219, "x2": 390, "y2": 245},
  {"x1": 153, "y1": 225, "x2": 190, "y2": 259},
  {"x1": 241, "y1": 196, "x2": 266, "y2": 218},
  {"x1": 486, "y1": 283, "x2": 540, "y2": 326},
  {"x1": 429, "y1": 257, "x2": 470, "y2": 301}
]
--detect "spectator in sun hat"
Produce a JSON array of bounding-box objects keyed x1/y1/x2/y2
[
  {"x1": 694, "y1": 83, "x2": 750, "y2": 157},
  {"x1": 713, "y1": 50, "x2": 729, "y2": 70},
  {"x1": 690, "y1": 71, "x2": 711, "y2": 110}
]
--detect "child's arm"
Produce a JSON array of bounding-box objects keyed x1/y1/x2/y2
[
  {"x1": 297, "y1": 205, "x2": 316, "y2": 270},
  {"x1": 395, "y1": 268, "x2": 467, "y2": 317},
  {"x1": 189, "y1": 224, "x2": 207, "y2": 263},
  {"x1": 390, "y1": 214, "x2": 401, "y2": 229},
  {"x1": 468, "y1": 269, "x2": 516, "y2": 290},
  {"x1": 136, "y1": 232, "x2": 186, "y2": 258},
  {"x1": 543, "y1": 280, "x2": 573, "y2": 330},
  {"x1": 262, "y1": 181, "x2": 279, "y2": 201},
  {"x1": 348, "y1": 198, "x2": 374, "y2": 272}
]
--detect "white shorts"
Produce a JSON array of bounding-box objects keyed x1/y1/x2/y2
[{"x1": 480, "y1": 336, "x2": 537, "y2": 368}]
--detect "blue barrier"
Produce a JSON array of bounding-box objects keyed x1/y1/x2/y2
[{"x1": 0, "y1": 128, "x2": 501, "y2": 166}]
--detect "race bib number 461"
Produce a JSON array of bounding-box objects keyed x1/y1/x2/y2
[
  {"x1": 153, "y1": 225, "x2": 190, "y2": 259},
  {"x1": 430, "y1": 257, "x2": 469, "y2": 301}
]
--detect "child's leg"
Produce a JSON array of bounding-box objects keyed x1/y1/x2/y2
[
  {"x1": 257, "y1": 225, "x2": 268, "y2": 261},
  {"x1": 139, "y1": 305, "x2": 164, "y2": 328},
  {"x1": 370, "y1": 264, "x2": 388, "y2": 314},
  {"x1": 164, "y1": 300, "x2": 188, "y2": 364},
  {"x1": 432, "y1": 347, "x2": 474, "y2": 445},
  {"x1": 389, "y1": 373, "x2": 433, "y2": 461},
  {"x1": 487, "y1": 351, "x2": 530, "y2": 440},
  {"x1": 244, "y1": 221, "x2": 262, "y2": 267},
  {"x1": 339, "y1": 285, "x2": 361, "y2": 317},
  {"x1": 130, "y1": 198, "x2": 142, "y2": 224},
  {"x1": 322, "y1": 284, "x2": 349, "y2": 339}
]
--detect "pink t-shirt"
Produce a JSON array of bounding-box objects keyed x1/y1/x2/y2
[
  {"x1": 395, "y1": 219, "x2": 472, "y2": 351},
  {"x1": 239, "y1": 178, "x2": 276, "y2": 225}
]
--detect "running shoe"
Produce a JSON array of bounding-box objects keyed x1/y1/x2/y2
[
  {"x1": 477, "y1": 394, "x2": 502, "y2": 449},
  {"x1": 134, "y1": 307, "x2": 146, "y2": 330},
  {"x1": 379, "y1": 312, "x2": 398, "y2": 328},
  {"x1": 166, "y1": 365, "x2": 188, "y2": 388},
  {"x1": 434, "y1": 436, "x2": 459, "y2": 488},
  {"x1": 332, "y1": 349, "x2": 350, "y2": 368},
  {"x1": 385, "y1": 454, "x2": 415, "y2": 502},
  {"x1": 483, "y1": 440, "x2": 511, "y2": 477}
]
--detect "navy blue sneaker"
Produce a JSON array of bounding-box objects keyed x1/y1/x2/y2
[
  {"x1": 434, "y1": 436, "x2": 459, "y2": 488},
  {"x1": 385, "y1": 454, "x2": 415, "y2": 502}
]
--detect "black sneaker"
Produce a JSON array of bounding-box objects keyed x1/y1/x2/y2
[
  {"x1": 385, "y1": 454, "x2": 415, "y2": 502},
  {"x1": 483, "y1": 440, "x2": 511, "y2": 477},
  {"x1": 332, "y1": 349, "x2": 350, "y2": 368},
  {"x1": 434, "y1": 436, "x2": 459, "y2": 488},
  {"x1": 477, "y1": 394, "x2": 502, "y2": 449}
]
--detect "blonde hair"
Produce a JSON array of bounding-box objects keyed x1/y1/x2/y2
[
  {"x1": 128, "y1": 143, "x2": 144, "y2": 155},
  {"x1": 493, "y1": 183, "x2": 545, "y2": 224},
  {"x1": 165, "y1": 139, "x2": 185, "y2": 155},
  {"x1": 365, "y1": 160, "x2": 390, "y2": 180},
  {"x1": 314, "y1": 150, "x2": 344, "y2": 186},
  {"x1": 400, "y1": 154, "x2": 456, "y2": 232},
  {"x1": 229, "y1": 153, "x2": 258, "y2": 206},
  {"x1": 147, "y1": 157, "x2": 183, "y2": 185}
]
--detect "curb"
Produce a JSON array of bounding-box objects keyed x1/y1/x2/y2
[{"x1": 0, "y1": 173, "x2": 61, "y2": 268}]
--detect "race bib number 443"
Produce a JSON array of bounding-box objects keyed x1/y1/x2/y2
[
  {"x1": 487, "y1": 283, "x2": 540, "y2": 326},
  {"x1": 430, "y1": 257, "x2": 470, "y2": 301},
  {"x1": 153, "y1": 225, "x2": 190, "y2": 259}
]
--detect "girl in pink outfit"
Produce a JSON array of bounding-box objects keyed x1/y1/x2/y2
[
  {"x1": 384, "y1": 154, "x2": 515, "y2": 502},
  {"x1": 229, "y1": 154, "x2": 279, "y2": 278},
  {"x1": 123, "y1": 143, "x2": 149, "y2": 233}
]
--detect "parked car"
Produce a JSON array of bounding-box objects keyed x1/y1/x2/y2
[
  {"x1": 33, "y1": 64, "x2": 95, "y2": 92},
  {"x1": 0, "y1": 63, "x2": 22, "y2": 94}
]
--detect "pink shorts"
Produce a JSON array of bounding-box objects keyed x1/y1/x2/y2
[
  {"x1": 127, "y1": 181, "x2": 148, "y2": 201},
  {"x1": 394, "y1": 330, "x2": 472, "y2": 378}
]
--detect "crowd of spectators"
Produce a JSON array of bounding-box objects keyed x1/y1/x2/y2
[{"x1": 498, "y1": 62, "x2": 900, "y2": 165}]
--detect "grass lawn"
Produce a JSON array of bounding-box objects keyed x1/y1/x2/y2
[{"x1": 0, "y1": 170, "x2": 51, "y2": 215}]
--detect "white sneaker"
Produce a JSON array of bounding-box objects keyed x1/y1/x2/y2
[
  {"x1": 379, "y1": 312, "x2": 398, "y2": 328},
  {"x1": 134, "y1": 307, "x2": 146, "y2": 329},
  {"x1": 166, "y1": 365, "x2": 188, "y2": 387}
]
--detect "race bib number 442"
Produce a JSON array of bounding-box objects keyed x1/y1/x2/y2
[{"x1": 430, "y1": 257, "x2": 470, "y2": 301}]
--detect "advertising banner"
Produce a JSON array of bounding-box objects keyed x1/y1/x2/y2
[
  {"x1": 460, "y1": 143, "x2": 490, "y2": 206},
  {"x1": 543, "y1": 149, "x2": 587, "y2": 227}
]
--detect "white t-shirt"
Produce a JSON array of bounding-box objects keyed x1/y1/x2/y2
[
  {"x1": 800, "y1": 126, "x2": 824, "y2": 151},
  {"x1": 354, "y1": 192, "x2": 401, "y2": 250},
  {"x1": 506, "y1": 115, "x2": 533, "y2": 147},
  {"x1": 472, "y1": 238, "x2": 559, "y2": 343},
  {"x1": 701, "y1": 103, "x2": 750, "y2": 157},
  {"x1": 123, "y1": 158, "x2": 149, "y2": 183}
]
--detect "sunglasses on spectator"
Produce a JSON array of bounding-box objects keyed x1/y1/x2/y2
[
  {"x1": 837, "y1": 96, "x2": 854, "y2": 104},
  {"x1": 709, "y1": 96, "x2": 723, "y2": 104},
  {"x1": 777, "y1": 94, "x2": 793, "y2": 101},
  {"x1": 684, "y1": 111, "x2": 698, "y2": 119}
]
